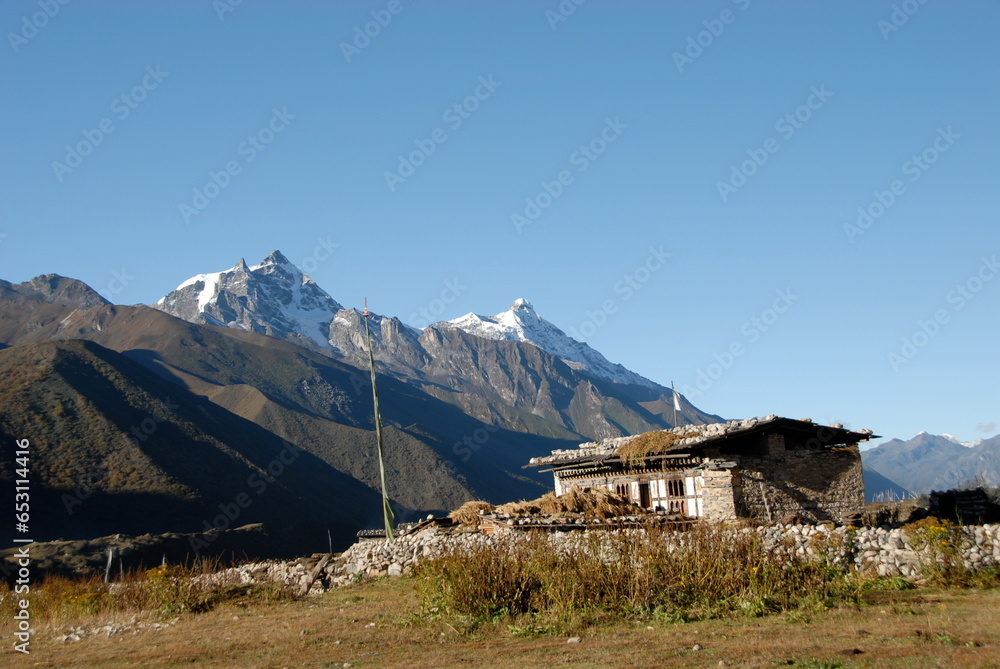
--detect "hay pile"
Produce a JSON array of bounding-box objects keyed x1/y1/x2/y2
[
  {"x1": 449, "y1": 500, "x2": 495, "y2": 526},
  {"x1": 615, "y1": 430, "x2": 699, "y2": 468},
  {"x1": 496, "y1": 485, "x2": 644, "y2": 519}
]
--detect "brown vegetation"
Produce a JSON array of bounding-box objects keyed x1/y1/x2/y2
[
  {"x1": 417, "y1": 524, "x2": 842, "y2": 623},
  {"x1": 0, "y1": 561, "x2": 293, "y2": 628},
  {"x1": 494, "y1": 485, "x2": 644, "y2": 519},
  {"x1": 449, "y1": 500, "x2": 496, "y2": 525},
  {"x1": 616, "y1": 431, "x2": 699, "y2": 468}
]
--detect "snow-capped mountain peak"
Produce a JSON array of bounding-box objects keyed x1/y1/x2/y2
[
  {"x1": 438, "y1": 299, "x2": 660, "y2": 390},
  {"x1": 154, "y1": 250, "x2": 342, "y2": 349},
  {"x1": 250, "y1": 249, "x2": 295, "y2": 274},
  {"x1": 448, "y1": 298, "x2": 545, "y2": 342},
  {"x1": 511, "y1": 297, "x2": 533, "y2": 310}
]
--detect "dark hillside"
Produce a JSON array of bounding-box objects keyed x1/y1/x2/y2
[{"x1": 0, "y1": 340, "x2": 383, "y2": 548}]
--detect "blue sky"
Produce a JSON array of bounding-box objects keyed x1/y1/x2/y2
[{"x1": 2, "y1": 1, "x2": 998, "y2": 444}]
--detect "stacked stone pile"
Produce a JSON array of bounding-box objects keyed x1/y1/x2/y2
[
  {"x1": 210, "y1": 522, "x2": 1000, "y2": 594},
  {"x1": 193, "y1": 556, "x2": 331, "y2": 595}
]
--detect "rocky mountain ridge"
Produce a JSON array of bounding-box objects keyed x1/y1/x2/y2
[
  {"x1": 154, "y1": 251, "x2": 720, "y2": 438},
  {"x1": 154, "y1": 250, "x2": 344, "y2": 351},
  {"x1": 440, "y1": 298, "x2": 661, "y2": 390}
]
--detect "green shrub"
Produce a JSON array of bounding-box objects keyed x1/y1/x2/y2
[{"x1": 900, "y1": 517, "x2": 992, "y2": 587}]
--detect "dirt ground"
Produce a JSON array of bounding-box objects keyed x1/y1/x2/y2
[{"x1": 8, "y1": 578, "x2": 1000, "y2": 668}]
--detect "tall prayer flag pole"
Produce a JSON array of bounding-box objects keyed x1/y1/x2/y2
[{"x1": 362, "y1": 299, "x2": 395, "y2": 540}]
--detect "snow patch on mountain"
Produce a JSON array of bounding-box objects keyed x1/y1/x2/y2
[
  {"x1": 439, "y1": 299, "x2": 661, "y2": 390},
  {"x1": 941, "y1": 433, "x2": 982, "y2": 448},
  {"x1": 171, "y1": 271, "x2": 223, "y2": 311}
]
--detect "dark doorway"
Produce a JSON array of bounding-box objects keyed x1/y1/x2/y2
[{"x1": 638, "y1": 482, "x2": 651, "y2": 509}]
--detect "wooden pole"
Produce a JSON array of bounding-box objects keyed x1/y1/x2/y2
[
  {"x1": 759, "y1": 481, "x2": 773, "y2": 523},
  {"x1": 362, "y1": 300, "x2": 395, "y2": 540}
]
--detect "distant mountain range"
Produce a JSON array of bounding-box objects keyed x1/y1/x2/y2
[
  {"x1": 1, "y1": 252, "x2": 718, "y2": 553},
  {"x1": 154, "y1": 252, "x2": 660, "y2": 391},
  {"x1": 153, "y1": 251, "x2": 719, "y2": 439},
  {"x1": 862, "y1": 431, "x2": 1000, "y2": 498}
]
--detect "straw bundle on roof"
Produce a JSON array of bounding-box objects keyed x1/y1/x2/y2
[
  {"x1": 496, "y1": 485, "x2": 643, "y2": 519},
  {"x1": 615, "y1": 431, "x2": 699, "y2": 468},
  {"x1": 448, "y1": 500, "x2": 495, "y2": 526}
]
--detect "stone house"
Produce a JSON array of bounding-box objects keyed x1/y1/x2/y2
[{"x1": 526, "y1": 416, "x2": 878, "y2": 524}]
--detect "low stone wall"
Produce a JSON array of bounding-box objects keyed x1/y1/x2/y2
[
  {"x1": 218, "y1": 522, "x2": 1000, "y2": 594},
  {"x1": 756, "y1": 523, "x2": 1000, "y2": 578}
]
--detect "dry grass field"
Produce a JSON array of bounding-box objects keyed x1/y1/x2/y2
[{"x1": 5, "y1": 577, "x2": 1000, "y2": 668}]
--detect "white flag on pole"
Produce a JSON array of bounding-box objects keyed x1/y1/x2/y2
[{"x1": 673, "y1": 389, "x2": 681, "y2": 411}]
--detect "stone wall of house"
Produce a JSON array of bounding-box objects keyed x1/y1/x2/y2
[
  {"x1": 215, "y1": 522, "x2": 1000, "y2": 593},
  {"x1": 698, "y1": 468, "x2": 739, "y2": 520},
  {"x1": 733, "y1": 437, "x2": 865, "y2": 523}
]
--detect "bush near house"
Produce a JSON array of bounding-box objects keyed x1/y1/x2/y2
[{"x1": 415, "y1": 523, "x2": 857, "y2": 626}]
